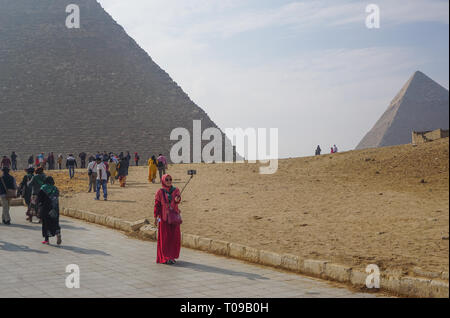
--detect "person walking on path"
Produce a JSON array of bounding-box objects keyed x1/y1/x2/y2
[
  {"x1": 28, "y1": 166, "x2": 46, "y2": 223},
  {"x1": 126, "y1": 151, "x2": 131, "y2": 164},
  {"x1": 38, "y1": 176, "x2": 62, "y2": 245},
  {"x1": 148, "y1": 155, "x2": 158, "y2": 183},
  {"x1": 157, "y1": 154, "x2": 168, "y2": 183},
  {"x1": 154, "y1": 174, "x2": 182, "y2": 265},
  {"x1": 87, "y1": 157, "x2": 98, "y2": 192},
  {"x1": 0, "y1": 167, "x2": 17, "y2": 225},
  {"x1": 333, "y1": 144, "x2": 338, "y2": 153},
  {"x1": 134, "y1": 152, "x2": 140, "y2": 166},
  {"x1": 117, "y1": 157, "x2": 128, "y2": 187},
  {"x1": 66, "y1": 154, "x2": 77, "y2": 179},
  {"x1": 1, "y1": 156, "x2": 11, "y2": 169},
  {"x1": 19, "y1": 167, "x2": 34, "y2": 221},
  {"x1": 95, "y1": 157, "x2": 108, "y2": 201},
  {"x1": 11, "y1": 152, "x2": 18, "y2": 171},
  {"x1": 108, "y1": 158, "x2": 117, "y2": 185}
]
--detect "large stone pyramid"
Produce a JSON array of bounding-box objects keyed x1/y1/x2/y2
[
  {"x1": 356, "y1": 71, "x2": 449, "y2": 149},
  {"x1": 0, "y1": 0, "x2": 232, "y2": 167}
]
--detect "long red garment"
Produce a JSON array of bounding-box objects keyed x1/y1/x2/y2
[{"x1": 154, "y1": 186, "x2": 181, "y2": 263}]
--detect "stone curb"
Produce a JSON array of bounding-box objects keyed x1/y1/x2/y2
[
  {"x1": 60, "y1": 207, "x2": 148, "y2": 234},
  {"x1": 59, "y1": 206, "x2": 449, "y2": 298}
]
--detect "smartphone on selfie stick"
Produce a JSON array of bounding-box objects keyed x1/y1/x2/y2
[{"x1": 180, "y1": 170, "x2": 196, "y2": 195}]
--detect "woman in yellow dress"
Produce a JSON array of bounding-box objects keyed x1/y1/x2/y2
[
  {"x1": 148, "y1": 156, "x2": 158, "y2": 183},
  {"x1": 108, "y1": 159, "x2": 117, "y2": 185}
]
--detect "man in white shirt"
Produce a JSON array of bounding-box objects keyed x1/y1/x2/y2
[
  {"x1": 87, "y1": 158, "x2": 97, "y2": 192},
  {"x1": 95, "y1": 156, "x2": 108, "y2": 201}
]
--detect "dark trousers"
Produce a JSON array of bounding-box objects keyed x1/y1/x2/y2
[
  {"x1": 68, "y1": 166, "x2": 75, "y2": 179},
  {"x1": 11, "y1": 161, "x2": 17, "y2": 171}
]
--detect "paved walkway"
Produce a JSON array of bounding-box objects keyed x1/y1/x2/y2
[{"x1": 0, "y1": 207, "x2": 379, "y2": 298}]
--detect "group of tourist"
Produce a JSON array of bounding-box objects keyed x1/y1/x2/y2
[
  {"x1": 1, "y1": 166, "x2": 62, "y2": 245},
  {"x1": 1, "y1": 150, "x2": 183, "y2": 265},
  {"x1": 315, "y1": 144, "x2": 339, "y2": 156}
]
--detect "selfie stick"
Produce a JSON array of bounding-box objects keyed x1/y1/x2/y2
[{"x1": 180, "y1": 175, "x2": 194, "y2": 195}]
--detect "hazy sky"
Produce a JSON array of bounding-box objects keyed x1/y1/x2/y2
[{"x1": 97, "y1": 0, "x2": 449, "y2": 158}]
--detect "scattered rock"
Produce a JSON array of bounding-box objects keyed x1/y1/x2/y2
[
  {"x1": 253, "y1": 216, "x2": 263, "y2": 220},
  {"x1": 375, "y1": 171, "x2": 380, "y2": 174},
  {"x1": 442, "y1": 236, "x2": 449, "y2": 240},
  {"x1": 377, "y1": 231, "x2": 386, "y2": 235},
  {"x1": 299, "y1": 224, "x2": 308, "y2": 227},
  {"x1": 420, "y1": 179, "x2": 426, "y2": 183}
]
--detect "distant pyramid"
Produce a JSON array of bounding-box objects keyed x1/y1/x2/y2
[
  {"x1": 0, "y1": 0, "x2": 234, "y2": 166},
  {"x1": 356, "y1": 71, "x2": 449, "y2": 150}
]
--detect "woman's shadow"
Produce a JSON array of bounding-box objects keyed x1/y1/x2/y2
[{"x1": 175, "y1": 261, "x2": 269, "y2": 281}]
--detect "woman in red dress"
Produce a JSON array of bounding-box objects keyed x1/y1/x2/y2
[{"x1": 154, "y1": 174, "x2": 182, "y2": 265}]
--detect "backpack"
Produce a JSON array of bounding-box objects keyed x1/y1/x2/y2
[
  {"x1": 47, "y1": 190, "x2": 59, "y2": 219},
  {"x1": 157, "y1": 160, "x2": 164, "y2": 168}
]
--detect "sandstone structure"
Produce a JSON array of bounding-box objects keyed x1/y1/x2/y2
[
  {"x1": 0, "y1": 0, "x2": 234, "y2": 167},
  {"x1": 356, "y1": 71, "x2": 449, "y2": 149},
  {"x1": 412, "y1": 129, "x2": 449, "y2": 145}
]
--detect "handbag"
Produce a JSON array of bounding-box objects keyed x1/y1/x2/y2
[
  {"x1": 162, "y1": 190, "x2": 182, "y2": 225},
  {"x1": 1, "y1": 176, "x2": 17, "y2": 199}
]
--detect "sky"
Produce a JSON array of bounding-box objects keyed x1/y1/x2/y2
[{"x1": 97, "y1": 0, "x2": 449, "y2": 159}]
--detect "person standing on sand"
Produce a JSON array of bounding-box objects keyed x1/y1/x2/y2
[
  {"x1": 0, "y1": 167, "x2": 17, "y2": 225},
  {"x1": 154, "y1": 174, "x2": 182, "y2": 265},
  {"x1": 1, "y1": 156, "x2": 11, "y2": 169},
  {"x1": 28, "y1": 155, "x2": 34, "y2": 168},
  {"x1": 148, "y1": 155, "x2": 158, "y2": 183},
  {"x1": 108, "y1": 158, "x2": 117, "y2": 185},
  {"x1": 157, "y1": 153, "x2": 167, "y2": 183},
  {"x1": 95, "y1": 156, "x2": 108, "y2": 201},
  {"x1": 117, "y1": 157, "x2": 128, "y2": 187},
  {"x1": 11, "y1": 152, "x2": 18, "y2": 171},
  {"x1": 333, "y1": 144, "x2": 338, "y2": 153},
  {"x1": 66, "y1": 154, "x2": 77, "y2": 179},
  {"x1": 87, "y1": 157, "x2": 98, "y2": 192},
  {"x1": 57, "y1": 154, "x2": 63, "y2": 170},
  {"x1": 315, "y1": 146, "x2": 321, "y2": 156},
  {"x1": 38, "y1": 176, "x2": 62, "y2": 245},
  {"x1": 134, "y1": 152, "x2": 140, "y2": 166}
]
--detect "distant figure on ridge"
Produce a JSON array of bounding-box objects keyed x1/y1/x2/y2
[
  {"x1": 333, "y1": 144, "x2": 338, "y2": 153},
  {"x1": 315, "y1": 146, "x2": 321, "y2": 156}
]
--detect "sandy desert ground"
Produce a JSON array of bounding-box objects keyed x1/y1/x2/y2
[{"x1": 16, "y1": 138, "x2": 449, "y2": 275}]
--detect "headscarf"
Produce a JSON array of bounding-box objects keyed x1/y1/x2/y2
[
  {"x1": 161, "y1": 174, "x2": 176, "y2": 202},
  {"x1": 41, "y1": 176, "x2": 58, "y2": 196},
  {"x1": 151, "y1": 155, "x2": 157, "y2": 165}
]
